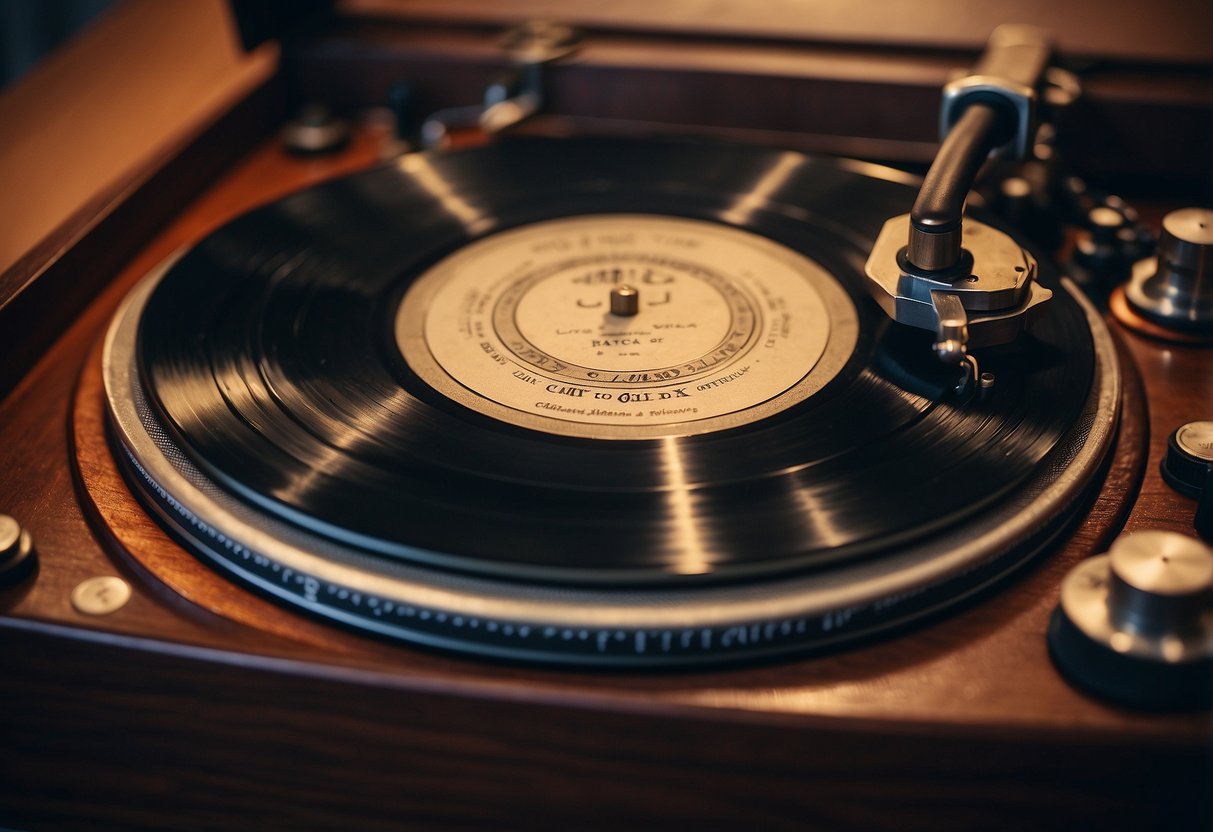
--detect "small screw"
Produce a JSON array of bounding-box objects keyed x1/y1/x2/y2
[{"x1": 71, "y1": 576, "x2": 131, "y2": 616}]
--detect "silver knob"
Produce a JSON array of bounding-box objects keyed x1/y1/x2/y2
[
  {"x1": 1162, "y1": 420, "x2": 1213, "y2": 541},
  {"x1": 1048, "y1": 531, "x2": 1213, "y2": 709},
  {"x1": 0, "y1": 514, "x2": 35, "y2": 584},
  {"x1": 1106, "y1": 532, "x2": 1213, "y2": 636},
  {"x1": 1125, "y1": 208, "x2": 1213, "y2": 333}
]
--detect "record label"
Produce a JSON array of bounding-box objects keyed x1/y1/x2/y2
[{"x1": 398, "y1": 214, "x2": 858, "y2": 438}]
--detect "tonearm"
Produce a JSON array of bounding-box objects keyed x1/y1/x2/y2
[{"x1": 864, "y1": 25, "x2": 1056, "y2": 370}]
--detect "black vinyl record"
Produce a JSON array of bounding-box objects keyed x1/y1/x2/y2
[{"x1": 134, "y1": 137, "x2": 1093, "y2": 587}]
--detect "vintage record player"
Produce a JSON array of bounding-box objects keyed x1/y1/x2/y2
[{"x1": 1, "y1": 1, "x2": 1212, "y2": 828}]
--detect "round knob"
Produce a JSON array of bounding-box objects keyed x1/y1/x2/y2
[
  {"x1": 281, "y1": 103, "x2": 350, "y2": 155},
  {"x1": 0, "y1": 514, "x2": 36, "y2": 584},
  {"x1": 1159, "y1": 208, "x2": 1213, "y2": 274},
  {"x1": 1089, "y1": 205, "x2": 1126, "y2": 242},
  {"x1": 1070, "y1": 205, "x2": 1132, "y2": 288},
  {"x1": 1048, "y1": 531, "x2": 1213, "y2": 709},
  {"x1": 1107, "y1": 532, "x2": 1213, "y2": 634},
  {"x1": 1162, "y1": 421, "x2": 1213, "y2": 541},
  {"x1": 1125, "y1": 207, "x2": 1213, "y2": 333}
]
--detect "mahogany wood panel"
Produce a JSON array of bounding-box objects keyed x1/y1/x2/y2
[
  {"x1": 2, "y1": 630, "x2": 1208, "y2": 831},
  {"x1": 289, "y1": 20, "x2": 1213, "y2": 196},
  {"x1": 293, "y1": 22, "x2": 945, "y2": 148},
  {"x1": 343, "y1": 0, "x2": 1213, "y2": 64},
  {"x1": 1, "y1": 125, "x2": 1210, "y2": 828},
  {"x1": 0, "y1": 1, "x2": 283, "y2": 399},
  {"x1": 0, "y1": 77, "x2": 286, "y2": 402},
  {"x1": 0, "y1": 0, "x2": 276, "y2": 277}
]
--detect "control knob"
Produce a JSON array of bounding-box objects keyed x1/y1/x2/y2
[
  {"x1": 1048, "y1": 531, "x2": 1213, "y2": 709},
  {"x1": 1162, "y1": 421, "x2": 1213, "y2": 541},
  {"x1": 0, "y1": 514, "x2": 35, "y2": 585},
  {"x1": 1124, "y1": 208, "x2": 1213, "y2": 333}
]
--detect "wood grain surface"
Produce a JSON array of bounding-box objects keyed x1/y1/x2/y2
[
  {"x1": 0, "y1": 0, "x2": 282, "y2": 400},
  {"x1": 289, "y1": 18, "x2": 1213, "y2": 202},
  {"x1": 0, "y1": 0, "x2": 276, "y2": 278},
  {"x1": 1, "y1": 125, "x2": 1211, "y2": 830},
  {"x1": 341, "y1": 0, "x2": 1213, "y2": 64}
]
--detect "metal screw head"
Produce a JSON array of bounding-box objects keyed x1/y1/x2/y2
[{"x1": 71, "y1": 576, "x2": 132, "y2": 616}]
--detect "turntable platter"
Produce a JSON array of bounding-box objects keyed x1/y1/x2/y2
[{"x1": 101, "y1": 137, "x2": 1117, "y2": 664}]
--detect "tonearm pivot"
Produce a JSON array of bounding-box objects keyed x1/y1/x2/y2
[{"x1": 865, "y1": 25, "x2": 1055, "y2": 370}]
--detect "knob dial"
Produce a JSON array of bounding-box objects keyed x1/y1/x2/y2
[
  {"x1": 1048, "y1": 531, "x2": 1213, "y2": 709},
  {"x1": 1162, "y1": 421, "x2": 1213, "y2": 541},
  {"x1": 1125, "y1": 208, "x2": 1213, "y2": 333},
  {"x1": 0, "y1": 514, "x2": 35, "y2": 584}
]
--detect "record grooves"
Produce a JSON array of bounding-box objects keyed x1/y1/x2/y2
[{"x1": 103, "y1": 137, "x2": 1117, "y2": 665}]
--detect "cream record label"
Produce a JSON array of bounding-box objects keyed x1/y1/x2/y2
[{"x1": 398, "y1": 214, "x2": 858, "y2": 438}]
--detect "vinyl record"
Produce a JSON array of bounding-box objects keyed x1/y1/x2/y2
[{"x1": 133, "y1": 137, "x2": 1093, "y2": 586}]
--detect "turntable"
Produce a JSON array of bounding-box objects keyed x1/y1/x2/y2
[{"x1": 2, "y1": 2, "x2": 1211, "y2": 829}]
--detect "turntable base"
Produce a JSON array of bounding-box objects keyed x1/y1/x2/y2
[{"x1": 2, "y1": 128, "x2": 1210, "y2": 830}]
